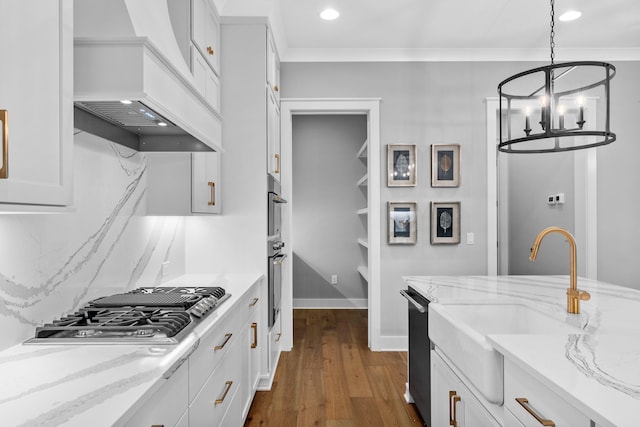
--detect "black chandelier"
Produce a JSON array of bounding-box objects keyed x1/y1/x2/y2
[{"x1": 497, "y1": 0, "x2": 616, "y2": 153}]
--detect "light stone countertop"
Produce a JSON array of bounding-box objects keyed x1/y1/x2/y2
[
  {"x1": 0, "y1": 273, "x2": 262, "y2": 427},
  {"x1": 404, "y1": 275, "x2": 640, "y2": 427}
]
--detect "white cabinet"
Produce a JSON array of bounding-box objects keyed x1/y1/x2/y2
[
  {"x1": 0, "y1": 0, "x2": 73, "y2": 209},
  {"x1": 191, "y1": 151, "x2": 221, "y2": 214},
  {"x1": 504, "y1": 358, "x2": 591, "y2": 427},
  {"x1": 267, "y1": 89, "x2": 281, "y2": 181},
  {"x1": 431, "y1": 350, "x2": 500, "y2": 427},
  {"x1": 268, "y1": 310, "x2": 282, "y2": 375},
  {"x1": 146, "y1": 152, "x2": 221, "y2": 215},
  {"x1": 244, "y1": 291, "x2": 261, "y2": 418},
  {"x1": 191, "y1": 46, "x2": 221, "y2": 112},
  {"x1": 191, "y1": 0, "x2": 220, "y2": 76},
  {"x1": 124, "y1": 360, "x2": 189, "y2": 427},
  {"x1": 266, "y1": 31, "x2": 280, "y2": 102}
]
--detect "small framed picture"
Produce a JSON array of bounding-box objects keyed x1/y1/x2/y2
[
  {"x1": 388, "y1": 202, "x2": 417, "y2": 244},
  {"x1": 430, "y1": 202, "x2": 460, "y2": 244},
  {"x1": 431, "y1": 144, "x2": 460, "y2": 187},
  {"x1": 387, "y1": 144, "x2": 417, "y2": 187}
]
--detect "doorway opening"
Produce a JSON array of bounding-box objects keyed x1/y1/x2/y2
[{"x1": 280, "y1": 99, "x2": 383, "y2": 350}]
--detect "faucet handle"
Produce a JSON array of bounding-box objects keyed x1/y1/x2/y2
[{"x1": 579, "y1": 290, "x2": 591, "y2": 301}]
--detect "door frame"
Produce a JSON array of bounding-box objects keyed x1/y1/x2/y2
[{"x1": 280, "y1": 98, "x2": 382, "y2": 350}]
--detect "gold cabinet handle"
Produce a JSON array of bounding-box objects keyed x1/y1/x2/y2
[
  {"x1": 274, "y1": 153, "x2": 280, "y2": 174},
  {"x1": 449, "y1": 391, "x2": 461, "y2": 427},
  {"x1": 214, "y1": 333, "x2": 232, "y2": 350},
  {"x1": 249, "y1": 297, "x2": 259, "y2": 307},
  {"x1": 516, "y1": 398, "x2": 555, "y2": 426},
  {"x1": 0, "y1": 110, "x2": 8, "y2": 179},
  {"x1": 207, "y1": 46, "x2": 214, "y2": 56},
  {"x1": 251, "y1": 322, "x2": 258, "y2": 348},
  {"x1": 274, "y1": 84, "x2": 279, "y2": 92},
  {"x1": 275, "y1": 332, "x2": 281, "y2": 343},
  {"x1": 214, "y1": 381, "x2": 233, "y2": 404},
  {"x1": 208, "y1": 181, "x2": 215, "y2": 206}
]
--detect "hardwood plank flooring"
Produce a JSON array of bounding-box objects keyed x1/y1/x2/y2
[{"x1": 245, "y1": 309, "x2": 425, "y2": 426}]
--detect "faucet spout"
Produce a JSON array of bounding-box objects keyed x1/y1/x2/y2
[{"x1": 530, "y1": 226, "x2": 590, "y2": 314}]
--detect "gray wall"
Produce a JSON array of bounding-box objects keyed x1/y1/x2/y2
[
  {"x1": 282, "y1": 60, "x2": 640, "y2": 339},
  {"x1": 291, "y1": 115, "x2": 368, "y2": 303}
]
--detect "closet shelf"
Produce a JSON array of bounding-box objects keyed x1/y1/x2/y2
[
  {"x1": 357, "y1": 174, "x2": 368, "y2": 187},
  {"x1": 357, "y1": 208, "x2": 368, "y2": 215},
  {"x1": 357, "y1": 139, "x2": 368, "y2": 159},
  {"x1": 357, "y1": 238, "x2": 369, "y2": 248},
  {"x1": 357, "y1": 266, "x2": 369, "y2": 282}
]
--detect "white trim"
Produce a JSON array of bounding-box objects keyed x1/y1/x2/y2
[
  {"x1": 280, "y1": 98, "x2": 382, "y2": 351},
  {"x1": 293, "y1": 298, "x2": 368, "y2": 309},
  {"x1": 376, "y1": 335, "x2": 408, "y2": 352},
  {"x1": 485, "y1": 99, "x2": 498, "y2": 276},
  {"x1": 281, "y1": 47, "x2": 640, "y2": 63}
]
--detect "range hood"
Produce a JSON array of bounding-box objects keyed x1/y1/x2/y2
[{"x1": 73, "y1": 0, "x2": 222, "y2": 152}]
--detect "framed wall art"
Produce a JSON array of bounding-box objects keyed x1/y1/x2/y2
[
  {"x1": 387, "y1": 144, "x2": 416, "y2": 187},
  {"x1": 431, "y1": 144, "x2": 460, "y2": 187},
  {"x1": 388, "y1": 202, "x2": 417, "y2": 244},
  {"x1": 430, "y1": 201, "x2": 460, "y2": 244}
]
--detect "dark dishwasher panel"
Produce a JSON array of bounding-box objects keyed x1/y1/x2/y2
[{"x1": 401, "y1": 286, "x2": 431, "y2": 426}]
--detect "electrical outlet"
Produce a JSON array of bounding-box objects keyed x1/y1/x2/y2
[
  {"x1": 161, "y1": 261, "x2": 170, "y2": 277},
  {"x1": 331, "y1": 274, "x2": 338, "y2": 285}
]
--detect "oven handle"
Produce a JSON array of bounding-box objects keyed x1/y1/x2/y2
[
  {"x1": 273, "y1": 254, "x2": 288, "y2": 265},
  {"x1": 273, "y1": 195, "x2": 288, "y2": 204},
  {"x1": 400, "y1": 290, "x2": 427, "y2": 313}
]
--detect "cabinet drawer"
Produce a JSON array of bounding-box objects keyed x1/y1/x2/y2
[
  {"x1": 189, "y1": 310, "x2": 239, "y2": 400},
  {"x1": 505, "y1": 359, "x2": 591, "y2": 427},
  {"x1": 189, "y1": 331, "x2": 242, "y2": 426},
  {"x1": 124, "y1": 361, "x2": 188, "y2": 427}
]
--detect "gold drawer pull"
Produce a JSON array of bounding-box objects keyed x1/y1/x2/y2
[
  {"x1": 214, "y1": 333, "x2": 232, "y2": 350},
  {"x1": 516, "y1": 398, "x2": 555, "y2": 426},
  {"x1": 449, "y1": 390, "x2": 461, "y2": 427},
  {"x1": 0, "y1": 110, "x2": 8, "y2": 179},
  {"x1": 274, "y1": 84, "x2": 279, "y2": 92},
  {"x1": 215, "y1": 381, "x2": 233, "y2": 404},
  {"x1": 251, "y1": 322, "x2": 258, "y2": 348},
  {"x1": 207, "y1": 46, "x2": 214, "y2": 56},
  {"x1": 208, "y1": 181, "x2": 215, "y2": 206},
  {"x1": 275, "y1": 332, "x2": 281, "y2": 343},
  {"x1": 274, "y1": 153, "x2": 280, "y2": 174},
  {"x1": 249, "y1": 297, "x2": 259, "y2": 307}
]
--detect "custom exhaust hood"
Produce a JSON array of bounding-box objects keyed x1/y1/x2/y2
[{"x1": 73, "y1": 0, "x2": 222, "y2": 152}]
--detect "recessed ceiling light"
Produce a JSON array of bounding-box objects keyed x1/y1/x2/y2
[
  {"x1": 320, "y1": 8, "x2": 340, "y2": 21},
  {"x1": 558, "y1": 10, "x2": 582, "y2": 21},
  {"x1": 120, "y1": 99, "x2": 132, "y2": 105}
]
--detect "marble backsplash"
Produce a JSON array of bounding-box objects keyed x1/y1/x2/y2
[{"x1": 0, "y1": 132, "x2": 186, "y2": 351}]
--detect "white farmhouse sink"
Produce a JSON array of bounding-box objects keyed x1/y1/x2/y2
[{"x1": 429, "y1": 302, "x2": 584, "y2": 405}]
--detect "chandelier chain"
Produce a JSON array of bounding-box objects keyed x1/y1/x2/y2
[{"x1": 549, "y1": 0, "x2": 555, "y2": 64}]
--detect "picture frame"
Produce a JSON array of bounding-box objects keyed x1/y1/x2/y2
[
  {"x1": 387, "y1": 144, "x2": 417, "y2": 187},
  {"x1": 388, "y1": 202, "x2": 417, "y2": 244},
  {"x1": 431, "y1": 144, "x2": 460, "y2": 187},
  {"x1": 430, "y1": 201, "x2": 460, "y2": 244}
]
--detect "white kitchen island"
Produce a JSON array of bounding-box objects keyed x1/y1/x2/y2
[
  {"x1": 404, "y1": 275, "x2": 640, "y2": 427},
  {"x1": 0, "y1": 273, "x2": 262, "y2": 427}
]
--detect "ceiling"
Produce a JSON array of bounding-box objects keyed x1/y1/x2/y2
[{"x1": 215, "y1": 0, "x2": 640, "y2": 62}]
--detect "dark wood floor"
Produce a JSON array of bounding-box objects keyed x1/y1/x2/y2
[{"x1": 245, "y1": 309, "x2": 425, "y2": 426}]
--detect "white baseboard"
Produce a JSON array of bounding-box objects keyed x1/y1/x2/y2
[
  {"x1": 293, "y1": 298, "x2": 368, "y2": 309},
  {"x1": 373, "y1": 335, "x2": 408, "y2": 352}
]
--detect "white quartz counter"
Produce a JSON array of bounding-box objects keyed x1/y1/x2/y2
[
  {"x1": 0, "y1": 273, "x2": 262, "y2": 427},
  {"x1": 404, "y1": 275, "x2": 640, "y2": 427}
]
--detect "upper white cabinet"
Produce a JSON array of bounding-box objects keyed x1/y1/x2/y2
[
  {"x1": 191, "y1": 0, "x2": 220, "y2": 76},
  {"x1": 0, "y1": 0, "x2": 73, "y2": 208},
  {"x1": 191, "y1": 151, "x2": 221, "y2": 214},
  {"x1": 266, "y1": 31, "x2": 280, "y2": 102},
  {"x1": 146, "y1": 152, "x2": 221, "y2": 215},
  {"x1": 267, "y1": 89, "x2": 281, "y2": 181}
]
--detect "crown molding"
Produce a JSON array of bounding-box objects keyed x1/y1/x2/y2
[{"x1": 281, "y1": 47, "x2": 640, "y2": 63}]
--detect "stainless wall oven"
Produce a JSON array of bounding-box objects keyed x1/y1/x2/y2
[{"x1": 267, "y1": 174, "x2": 287, "y2": 327}]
